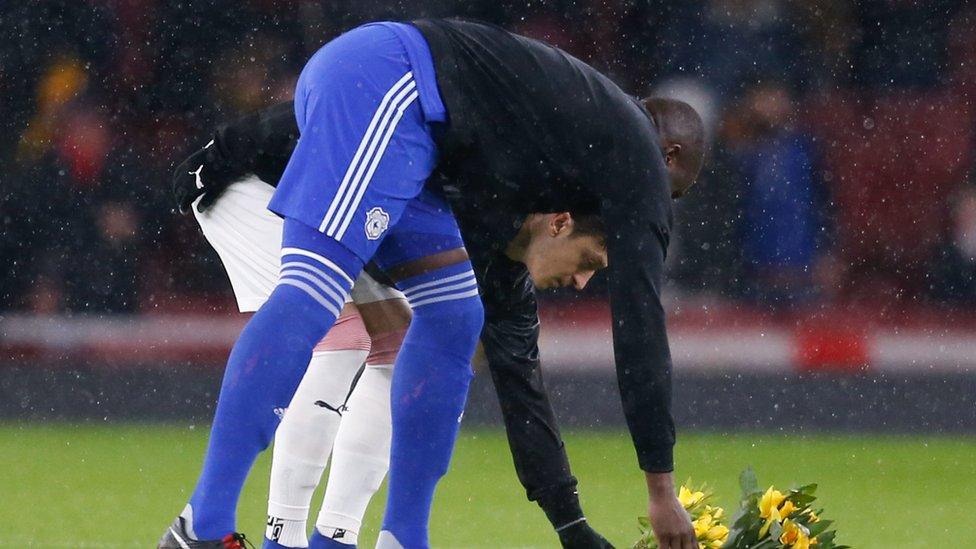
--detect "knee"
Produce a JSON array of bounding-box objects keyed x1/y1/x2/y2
[
  {"x1": 451, "y1": 295, "x2": 485, "y2": 335},
  {"x1": 411, "y1": 295, "x2": 484, "y2": 352}
]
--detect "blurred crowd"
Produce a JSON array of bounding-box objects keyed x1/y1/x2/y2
[{"x1": 2, "y1": 0, "x2": 975, "y2": 315}]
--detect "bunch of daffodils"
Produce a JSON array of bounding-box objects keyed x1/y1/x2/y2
[
  {"x1": 634, "y1": 482, "x2": 730, "y2": 549},
  {"x1": 723, "y1": 469, "x2": 847, "y2": 549}
]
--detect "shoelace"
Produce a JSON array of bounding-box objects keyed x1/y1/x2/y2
[{"x1": 221, "y1": 532, "x2": 254, "y2": 549}]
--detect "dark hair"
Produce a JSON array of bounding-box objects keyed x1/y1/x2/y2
[{"x1": 569, "y1": 213, "x2": 606, "y2": 246}]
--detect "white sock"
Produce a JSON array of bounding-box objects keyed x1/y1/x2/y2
[
  {"x1": 315, "y1": 363, "x2": 394, "y2": 546},
  {"x1": 179, "y1": 503, "x2": 198, "y2": 539},
  {"x1": 266, "y1": 349, "x2": 368, "y2": 547}
]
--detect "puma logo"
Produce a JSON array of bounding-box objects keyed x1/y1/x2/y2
[
  {"x1": 314, "y1": 400, "x2": 347, "y2": 416},
  {"x1": 189, "y1": 164, "x2": 204, "y2": 190}
]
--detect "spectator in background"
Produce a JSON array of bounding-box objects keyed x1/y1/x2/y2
[
  {"x1": 726, "y1": 80, "x2": 833, "y2": 309},
  {"x1": 508, "y1": 0, "x2": 660, "y2": 92},
  {"x1": 208, "y1": 32, "x2": 295, "y2": 117},
  {"x1": 932, "y1": 185, "x2": 976, "y2": 304},
  {"x1": 669, "y1": 105, "x2": 746, "y2": 299},
  {"x1": 948, "y1": 2, "x2": 976, "y2": 99},
  {"x1": 657, "y1": 0, "x2": 808, "y2": 104},
  {"x1": 851, "y1": 0, "x2": 964, "y2": 89},
  {"x1": 792, "y1": 0, "x2": 860, "y2": 90},
  {"x1": 4, "y1": 54, "x2": 103, "y2": 312},
  {"x1": 6, "y1": 50, "x2": 162, "y2": 314},
  {"x1": 0, "y1": 1, "x2": 116, "y2": 158},
  {"x1": 64, "y1": 200, "x2": 142, "y2": 313},
  {"x1": 4, "y1": 0, "x2": 976, "y2": 314}
]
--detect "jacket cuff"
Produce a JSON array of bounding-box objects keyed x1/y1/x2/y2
[{"x1": 637, "y1": 444, "x2": 674, "y2": 473}]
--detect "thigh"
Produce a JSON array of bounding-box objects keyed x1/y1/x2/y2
[
  {"x1": 372, "y1": 188, "x2": 467, "y2": 271},
  {"x1": 351, "y1": 271, "x2": 405, "y2": 305},
  {"x1": 193, "y1": 176, "x2": 282, "y2": 312},
  {"x1": 269, "y1": 24, "x2": 439, "y2": 264}
]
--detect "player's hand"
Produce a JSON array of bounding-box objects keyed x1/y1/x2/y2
[
  {"x1": 172, "y1": 138, "x2": 244, "y2": 214},
  {"x1": 646, "y1": 472, "x2": 698, "y2": 549}
]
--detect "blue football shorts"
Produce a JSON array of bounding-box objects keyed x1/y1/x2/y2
[{"x1": 269, "y1": 22, "x2": 463, "y2": 270}]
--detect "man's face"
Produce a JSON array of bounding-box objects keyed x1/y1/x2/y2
[{"x1": 522, "y1": 214, "x2": 609, "y2": 290}]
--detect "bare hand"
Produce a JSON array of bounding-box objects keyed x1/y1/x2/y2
[{"x1": 646, "y1": 472, "x2": 698, "y2": 549}]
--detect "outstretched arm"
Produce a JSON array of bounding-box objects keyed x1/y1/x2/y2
[
  {"x1": 477, "y1": 252, "x2": 612, "y2": 548},
  {"x1": 593, "y1": 106, "x2": 695, "y2": 548},
  {"x1": 478, "y1": 254, "x2": 575, "y2": 498}
]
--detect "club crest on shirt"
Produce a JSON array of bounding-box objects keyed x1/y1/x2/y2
[{"x1": 364, "y1": 207, "x2": 390, "y2": 240}]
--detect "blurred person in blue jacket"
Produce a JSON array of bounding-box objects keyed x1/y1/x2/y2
[{"x1": 729, "y1": 81, "x2": 833, "y2": 308}]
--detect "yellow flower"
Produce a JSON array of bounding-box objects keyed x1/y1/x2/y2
[
  {"x1": 758, "y1": 487, "x2": 786, "y2": 537},
  {"x1": 779, "y1": 499, "x2": 797, "y2": 518},
  {"x1": 758, "y1": 487, "x2": 786, "y2": 519},
  {"x1": 780, "y1": 519, "x2": 816, "y2": 549},
  {"x1": 678, "y1": 485, "x2": 706, "y2": 509},
  {"x1": 805, "y1": 509, "x2": 821, "y2": 523},
  {"x1": 705, "y1": 505, "x2": 725, "y2": 520},
  {"x1": 706, "y1": 524, "x2": 730, "y2": 543},
  {"x1": 692, "y1": 513, "x2": 713, "y2": 538},
  {"x1": 690, "y1": 513, "x2": 729, "y2": 546}
]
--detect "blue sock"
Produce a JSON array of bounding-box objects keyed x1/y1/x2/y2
[
  {"x1": 380, "y1": 261, "x2": 484, "y2": 548},
  {"x1": 188, "y1": 219, "x2": 363, "y2": 539},
  {"x1": 309, "y1": 529, "x2": 356, "y2": 548}
]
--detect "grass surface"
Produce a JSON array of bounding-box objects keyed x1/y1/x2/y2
[{"x1": 1, "y1": 423, "x2": 973, "y2": 548}]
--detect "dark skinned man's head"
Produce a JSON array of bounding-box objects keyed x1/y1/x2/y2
[
  {"x1": 509, "y1": 98, "x2": 705, "y2": 290},
  {"x1": 642, "y1": 97, "x2": 706, "y2": 198}
]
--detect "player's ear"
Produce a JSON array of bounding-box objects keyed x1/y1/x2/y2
[
  {"x1": 550, "y1": 212, "x2": 572, "y2": 236},
  {"x1": 663, "y1": 143, "x2": 681, "y2": 167}
]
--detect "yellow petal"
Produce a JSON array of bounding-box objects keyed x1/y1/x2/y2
[
  {"x1": 779, "y1": 500, "x2": 797, "y2": 517},
  {"x1": 692, "y1": 514, "x2": 713, "y2": 538},
  {"x1": 707, "y1": 525, "x2": 729, "y2": 541},
  {"x1": 759, "y1": 487, "x2": 786, "y2": 518},
  {"x1": 781, "y1": 519, "x2": 807, "y2": 544}
]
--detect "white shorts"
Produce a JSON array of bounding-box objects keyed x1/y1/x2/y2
[{"x1": 193, "y1": 175, "x2": 404, "y2": 313}]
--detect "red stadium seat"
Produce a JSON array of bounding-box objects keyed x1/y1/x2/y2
[{"x1": 802, "y1": 90, "x2": 973, "y2": 300}]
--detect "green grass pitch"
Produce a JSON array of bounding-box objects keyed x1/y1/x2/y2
[{"x1": 1, "y1": 423, "x2": 972, "y2": 548}]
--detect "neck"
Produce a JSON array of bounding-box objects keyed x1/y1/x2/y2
[{"x1": 505, "y1": 216, "x2": 535, "y2": 263}]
